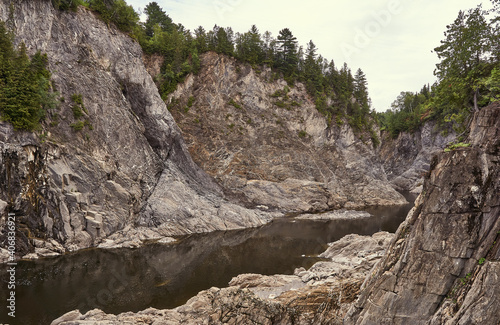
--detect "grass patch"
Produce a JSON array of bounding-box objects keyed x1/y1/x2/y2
[
  {"x1": 70, "y1": 121, "x2": 85, "y2": 131},
  {"x1": 228, "y1": 99, "x2": 242, "y2": 110},
  {"x1": 444, "y1": 142, "x2": 471, "y2": 152}
]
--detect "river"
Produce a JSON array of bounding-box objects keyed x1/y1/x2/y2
[{"x1": 0, "y1": 193, "x2": 415, "y2": 325}]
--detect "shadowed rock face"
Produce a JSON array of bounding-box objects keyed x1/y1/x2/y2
[
  {"x1": 0, "y1": 1, "x2": 273, "y2": 258},
  {"x1": 167, "y1": 52, "x2": 406, "y2": 212},
  {"x1": 58, "y1": 104, "x2": 498, "y2": 325},
  {"x1": 0, "y1": 0, "x2": 406, "y2": 259},
  {"x1": 345, "y1": 102, "x2": 500, "y2": 325},
  {"x1": 378, "y1": 121, "x2": 456, "y2": 193}
]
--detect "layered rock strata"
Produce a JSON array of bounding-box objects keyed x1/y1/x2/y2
[
  {"x1": 167, "y1": 52, "x2": 407, "y2": 212},
  {"x1": 379, "y1": 121, "x2": 456, "y2": 193},
  {"x1": 0, "y1": 1, "x2": 274, "y2": 259},
  {"x1": 345, "y1": 102, "x2": 500, "y2": 324}
]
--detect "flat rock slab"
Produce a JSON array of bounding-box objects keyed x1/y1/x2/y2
[{"x1": 295, "y1": 209, "x2": 372, "y2": 220}]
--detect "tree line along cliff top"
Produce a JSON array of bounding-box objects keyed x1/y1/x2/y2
[{"x1": 1, "y1": 0, "x2": 499, "y2": 142}]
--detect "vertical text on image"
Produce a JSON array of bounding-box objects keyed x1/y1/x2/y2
[{"x1": 6, "y1": 212, "x2": 17, "y2": 318}]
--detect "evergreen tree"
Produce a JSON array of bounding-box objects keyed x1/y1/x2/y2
[
  {"x1": 262, "y1": 31, "x2": 276, "y2": 65},
  {"x1": 242, "y1": 25, "x2": 264, "y2": 64},
  {"x1": 434, "y1": 5, "x2": 492, "y2": 111},
  {"x1": 194, "y1": 26, "x2": 208, "y2": 53},
  {"x1": 303, "y1": 40, "x2": 322, "y2": 94},
  {"x1": 215, "y1": 26, "x2": 234, "y2": 56},
  {"x1": 0, "y1": 21, "x2": 53, "y2": 131},
  {"x1": 353, "y1": 68, "x2": 369, "y2": 112},
  {"x1": 144, "y1": 2, "x2": 175, "y2": 37},
  {"x1": 276, "y1": 28, "x2": 298, "y2": 78},
  {"x1": 88, "y1": 0, "x2": 139, "y2": 33}
]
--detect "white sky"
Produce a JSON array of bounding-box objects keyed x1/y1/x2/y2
[{"x1": 126, "y1": 0, "x2": 493, "y2": 112}]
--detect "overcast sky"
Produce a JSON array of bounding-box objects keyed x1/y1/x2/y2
[{"x1": 126, "y1": 0, "x2": 492, "y2": 112}]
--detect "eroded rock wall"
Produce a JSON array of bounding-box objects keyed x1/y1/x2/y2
[
  {"x1": 0, "y1": 0, "x2": 272, "y2": 259},
  {"x1": 379, "y1": 121, "x2": 456, "y2": 193},
  {"x1": 167, "y1": 52, "x2": 406, "y2": 212},
  {"x1": 345, "y1": 102, "x2": 500, "y2": 325}
]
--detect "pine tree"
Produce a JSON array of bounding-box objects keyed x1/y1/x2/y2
[
  {"x1": 434, "y1": 5, "x2": 492, "y2": 111},
  {"x1": 276, "y1": 28, "x2": 298, "y2": 78},
  {"x1": 303, "y1": 40, "x2": 322, "y2": 94},
  {"x1": 354, "y1": 68, "x2": 369, "y2": 112},
  {"x1": 144, "y1": 2, "x2": 175, "y2": 37},
  {"x1": 194, "y1": 26, "x2": 208, "y2": 53},
  {"x1": 215, "y1": 26, "x2": 234, "y2": 56}
]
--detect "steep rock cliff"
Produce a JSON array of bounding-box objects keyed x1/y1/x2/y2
[
  {"x1": 167, "y1": 52, "x2": 406, "y2": 212},
  {"x1": 345, "y1": 102, "x2": 500, "y2": 324},
  {"x1": 379, "y1": 122, "x2": 456, "y2": 193},
  {"x1": 0, "y1": 0, "x2": 273, "y2": 259}
]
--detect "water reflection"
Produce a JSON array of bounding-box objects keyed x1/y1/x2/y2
[{"x1": 0, "y1": 194, "x2": 415, "y2": 325}]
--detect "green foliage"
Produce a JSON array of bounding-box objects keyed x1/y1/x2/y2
[
  {"x1": 274, "y1": 100, "x2": 286, "y2": 108},
  {"x1": 379, "y1": 5, "x2": 499, "y2": 137},
  {"x1": 70, "y1": 120, "x2": 85, "y2": 131},
  {"x1": 187, "y1": 96, "x2": 195, "y2": 107},
  {"x1": 370, "y1": 128, "x2": 380, "y2": 148},
  {"x1": 144, "y1": 2, "x2": 175, "y2": 37},
  {"x1": 51, "y1": 0, "x2": 85, "y2": 11},
  {"x1": 444, "y1": 142, "x2": 471, "y2": 152},
  {"x1": 298, "y1": 130, "x2": 307, "y2": 138},
  {"x1": 69, "y1": 93, "x2": 92, "y2": 132},
  {"x1": 72, "y1": 105, "x2": 83, "y2": 119},
  {"x1": 276, "y1": 28, "x2": 298, "y2": 80},
  {"x1": 71, "y1": 93, "x2": 83, "y2": 106},
  {"x1": 0, "y1": 22, "x2": 56, "y2": 131},
  {"x1": 378, "y1": 86, "x2": 431, "y2": 138},
  {"x1": 461, "y1": 272, "x2": 472, "y2": 285},
  {"x1": 71, "y1": 94, "x2": 86, "y2": 118},
  {"x1": 235, "y1": 25, "x2": 265, "y2": 64},
  {"x1": 228, "y1": 99, "x2": 242, "y2": 110},
  {"x1": 48, "y1": 0, "x2": 379, "y2": 141},
  {"x1": 478, "y1": 257, "x2": 486, "y2": 265},
  {"x1": 336, "y1": 115, "x2": 344, "y2": 126},
  {"x1": 271, "y1": 89, "x2": 288, "y2": 98},
  {"x1": 88, "y1": 0, "x2": 139, "y2": 33}
]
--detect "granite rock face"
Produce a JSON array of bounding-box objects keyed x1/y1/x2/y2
[
  {"x1": 0, "y1": 0, "x2": 273, "y2": 259},
  {"x1": 166, "y1": 52, "x2": 407, "y2": 212},
  {"x1": 379, "y1": 121, "x2": 456, "y2": 193},
  {"x1": 345, "y1": 102, "x2": 500, "y2": 325}
]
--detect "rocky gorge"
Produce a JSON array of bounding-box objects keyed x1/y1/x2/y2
[
  {"x1": 0, "y1": 0, "x2": 276, "y2": 260},
  {"x1": 0, "y1": 1, "x2": 498, "y2": 324},
  {"x1": 50, "y1": 102, "x2": 500, "y2": 325},
  {"x1": 165, "y1": 52, "x2": 407, "y2": 212},
  {"x1": 0, "y1": 0, "x2": 407, "y2": 260}
]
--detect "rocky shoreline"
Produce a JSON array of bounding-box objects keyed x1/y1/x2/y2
[
  {"x1": 51, "y1": 231, "x2": 394, "y2": 325},
  {"x1": 0, "y1": 1, "x2": 408, "y2": 261},
  {"x1": 0, "y1": 208, "x2": 391, "y2": 263}
]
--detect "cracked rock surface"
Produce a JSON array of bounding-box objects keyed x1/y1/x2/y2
[
  {"x1": 0, "y1": 1, "x2": 274, "y2": 259},
  {"x1": 345, "y1": 102, "x2": 500, "y2": 325}
]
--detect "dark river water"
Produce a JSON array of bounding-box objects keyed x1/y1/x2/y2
[{"x1": 1, "y1": 193, "x2": 415, "y2": 325}]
